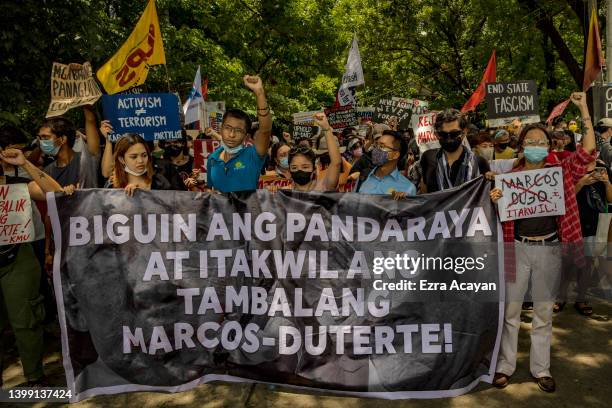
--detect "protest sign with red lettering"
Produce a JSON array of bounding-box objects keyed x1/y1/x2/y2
[
  {"x1": 415, "y1": 111, "x2": 440, "y2": 153},
  {"x1": 193, "y1": 139, "x2": 222, "y2": 175},
  {"x1": 495, "y1": 167, "x2": 565, "y2": 222},
  {"x1": 0, "y1": 183, "x2": 35, "y2": 245},
  {"x1": 257, "y1": 175, "x2": 294, "y2": 190},
  {"x1": 46, "y1": 62, "x2": 102, "y2": 118}
]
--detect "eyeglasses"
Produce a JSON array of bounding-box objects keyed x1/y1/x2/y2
[
  {"x1": 437, "y1": 130, "x2": 463, "y2": 139},
  {"x1": 523, "y1": 140, "x2": 550, "y2": 147},
  {"x1": 374, "y1": 143, "x2": 397, "y2": 152},
  {"x1": 222, "y1": 125, "x2": 246, "y2": 137}
]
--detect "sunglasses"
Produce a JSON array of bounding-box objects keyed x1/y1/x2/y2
[{"x1": 437, "y1": 130, "x2": 463, "y2": 139}]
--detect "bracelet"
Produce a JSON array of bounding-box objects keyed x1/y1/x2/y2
[
  {"x1": 257, "y1": 110, "x2": 271, "y2": 118},
  {"x1": 322, "y1": 127, "x2": 332, "y2": 132},
  {"x1": 257, "y1": 105, "x2": 270, "y2": 112}
]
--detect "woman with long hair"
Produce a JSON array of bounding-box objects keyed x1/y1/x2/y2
[{"x1": 110, "y1": 133, "x2": 170, "y2": 195}]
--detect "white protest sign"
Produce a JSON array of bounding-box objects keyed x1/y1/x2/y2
[
  {"x1": 46, "y1": 62, "x2": 102, "y2": 118},
  {"x1": 293, "y1": 110, "x2": 324, "y2": 126},
  {"x1": 495, "y1": 167, "x2": 565, "y2": 222},
  {"x1": 415, "y1": 111, "x2": 440, "y2": 153},
  {"x1": 0, "y1": 183, "x2": 35, "y2": 246}
]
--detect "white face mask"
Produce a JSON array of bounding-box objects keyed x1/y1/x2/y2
[
  {"x1": 124, "y1": 164, "x2": 147, "y2": 177},
  {"x1": 477, "y1": 146, "x2": 494, "y2": 161}
]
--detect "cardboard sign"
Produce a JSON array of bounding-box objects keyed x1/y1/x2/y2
[
  {"x1": 290, "y1": 124, "x2": 319, "y2": 140},
  {"x1": 46, "y1": 62, "x2": 102, "y2": 118},
  {"x1": 324, "y1": 106, "x2": 358, "y2": 130},
  {"x1": 599, "y1": 86, "x2": 612, "y2": 119},
  {"x1": 414, "y1": 112, "x2": 440, "y2": 153},
  {"x1": 485, "y1": 80, "x2": 540, "y2": 127},
  {"x1": 495, "y1": 167, "x2": 565, "y2": 222},
  {"x1": 373, "y1": 97, "x2": 428, "y2": 130},
  {"x1": 0, "y1": 183, "x2": 35, "y2": 246},
  {"x1": 257, "y1": 175, "x2": 294, "y2": 190},
  {"x1": 102, "y1": 93, "x2": 182, "y2": 142},
  {"x1": 293, "y1": 110, "x2": 324, "y2": 125}
]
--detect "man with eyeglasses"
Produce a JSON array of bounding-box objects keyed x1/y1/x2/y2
[
  {"x1": 419, "y1": 109, "x2": 489, "y2": 193},
  {"x1": 358, "y1": 130, "x2": 416, "y2": 199},
  {"x1": 207, "y1": 75, "x2": 272, "y2": 192}
]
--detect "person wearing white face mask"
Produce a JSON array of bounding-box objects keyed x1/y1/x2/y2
[
  {"x1": 472, "y1": 131, "x2": 495, "y2": 161},
  {"x1": 206, "y1": 75, "x2": 272, "y2": 193},
  {"x1": 490, "y1": 92, "x2": 596, "y2": 393},
  {"x1": 109, "y1": 133, "x2": 170, "y2": 195},
  {"x1": 265, "y1": 141, "x2": 291, "y2": 179},
  {"x1": 345, "y1": 137, "x2": 364, "y2": 165}
]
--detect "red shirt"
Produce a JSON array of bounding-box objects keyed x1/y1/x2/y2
[{"x1": 501, "y1": 147, "x2": 596, "y2": 282}]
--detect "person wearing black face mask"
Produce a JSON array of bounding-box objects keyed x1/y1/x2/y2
[
  {"x1": 419, "y1": 109, "x2": 490, "y2": 193},
  {"x1": 283, "y1": 112, "x2": 342, "y2": 192},
  {"x1": 157, "y1": 131, "x2": 195, "y2": 191},
  {"x1": 493, "y1": 129, "x2": 516, "y2": 159}
]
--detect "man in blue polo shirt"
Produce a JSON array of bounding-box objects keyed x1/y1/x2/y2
[
  {"x1": 207, "y1": 75, "x2": 272, "y2": 192},
  {"x1": 358, "y1": 130, "x2": 416, "y2": 199}
]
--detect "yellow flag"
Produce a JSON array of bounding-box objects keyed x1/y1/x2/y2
[{"x1": 96, "y1": 0, "x2": 166, "y2": 94}]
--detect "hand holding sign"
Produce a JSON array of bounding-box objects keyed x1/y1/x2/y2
[
  {"x1": 0, "y1": 148, "x2": 26, "y2": 167},
  {"x1": 313, "y1": 112, "x2": 331, "y2": 131},
  {"x1": 100, "y1": 120, "x2": 114, "y2": 141},
  {"x1": 244, "y1": 75, "x2": 264, "y2": 94}
]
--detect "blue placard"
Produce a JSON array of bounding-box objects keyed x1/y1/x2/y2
[{"x1": 102, "y1": 93, "x2": 182, "y2": 142}]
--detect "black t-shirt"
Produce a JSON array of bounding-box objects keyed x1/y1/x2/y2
[
  {"x1": 154, "y1": 157, "x2": 194, "y2": 191},
  {"x1": 577, "y1": 181, "x2": 607, "y2": 237},
  {"x1": 350, "y1": 151, "x2": 374, "y2": 192},
  {"x1": 420, "y1": 148, "x2": 490, "y2": 193},
  {"x1": 515, "y1": 216, "x2": 558, "y2": 238}
]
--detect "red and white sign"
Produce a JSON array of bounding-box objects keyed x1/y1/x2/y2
[
  {"x1": 415, "y1": 111, "x2": 440, "y2": 153},
  {"x1": 495, "y1": 167, "x2": 565, "y2": 222},
  {"x1": 0, "y1": 183, "x2": 35, "y2": 246}
]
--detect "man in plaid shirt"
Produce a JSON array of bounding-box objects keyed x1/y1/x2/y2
[{"x1": 490, "y1": 92, "x2": 596, "y2": 393}]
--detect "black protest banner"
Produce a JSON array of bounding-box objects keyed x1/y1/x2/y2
[
  {"x1": 599, "y1": 85, "x2": 612, "y2": 118},
  {"x1": 49, "y1": 179, "x2": 502, "y2": 402},
  {"x1": 373, "y1": 97, "x2": 429, "y2": 130},
  {"x1": 324, "y1": 106, "x2": 358, "y2": 130},
  {"x1": 485, "y1": 80, "x2": 540, "y2": 127},
  {"x1": 289, "y1": 124, "x2": 319, "y2": 140}
]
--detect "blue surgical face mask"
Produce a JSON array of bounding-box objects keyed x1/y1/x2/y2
[
  {"x1": 40, "y1": 139, "x2": 60, "y2": 156},
  {"x1": 279, "y1": 157, "x2": 289, "y2": 169},
  {"x1": 524, "y1": 146, "x2": 549, "y2": 163},
  {"x1": 222, "y1": 142, "x2": 244, "y2": 155}
]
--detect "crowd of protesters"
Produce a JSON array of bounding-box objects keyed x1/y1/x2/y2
[{"x1": 0, "y1": 75, "x2": 611, "y2": 395}]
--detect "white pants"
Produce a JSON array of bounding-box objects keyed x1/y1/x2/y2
[{"x1": 497, "y1": 241, "x2": 561, "y2": 378}]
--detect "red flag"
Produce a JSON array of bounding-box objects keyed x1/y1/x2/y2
[
  {"x1": 461, "y1": 50, "x2": 496, "y2": 113},
  {"x1": 201, "y1": 77, "x2": 208, "y2": 101},
  {"x1": 583, "y1": 7, "x2": 604, "y2": 91},
  {"x1": 546, "y1": 99, "x2": 571, "y2": 124}
]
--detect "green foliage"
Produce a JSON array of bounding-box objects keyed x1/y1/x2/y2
[{"x1": 0, "y1": 0, "x2": 597, "y2": 136}]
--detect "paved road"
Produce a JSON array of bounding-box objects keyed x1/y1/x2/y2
[{"x1": 2, "y1": 299, "x2": 610, "y2": 407}]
